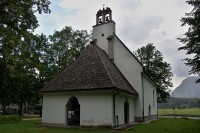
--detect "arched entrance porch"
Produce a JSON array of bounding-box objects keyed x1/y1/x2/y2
[{"x1": 66, "y1": 96, "x2": 80, "y2": 126}]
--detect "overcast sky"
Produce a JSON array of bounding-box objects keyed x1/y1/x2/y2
[{"x1": 35, "y1": 0, "x2": 195, "y2": 91}]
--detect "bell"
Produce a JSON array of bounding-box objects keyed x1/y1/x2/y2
[
  {"x1": 105, "y1": 16, "x2": 109, "y2": 22},
  {"x1": 99, "y1": 19, "x2": 102, "y2": 24}
]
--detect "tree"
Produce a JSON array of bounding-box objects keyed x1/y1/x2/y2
[
  {"x1": 48, "y1": 26, "x2": 91, "y2": 74},
  {"x1": 0, "y1": 25, "x2": 91, "y2": 115},
  {"x1": 134, "y1": 43, "x2": 173, "y2": 102},
  {"x1": 13, "y1": 33, "x2": 51, "y2": 116},
  {"x1": 0, "y1": 0, "x2": 51, "y2": 34},
  {"x1": 0, "y1": 0, "x2": 51, "y2": 114},
  {"x1": 0, "y1": 0, "x2": 51, "y2": 60},
  {"x1": 178, "y1": 0, "x2": 200, "y2": 83},
  {"x1": 0, "y1": 33, "x2": 51, "y2": 115},
  {"x1": 0, "y1": 0, "x2": 51, "y2": 87}
]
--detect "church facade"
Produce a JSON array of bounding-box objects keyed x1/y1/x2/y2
[{"x1": 41, "y1": 7, "x2": 157, "y2": 128}]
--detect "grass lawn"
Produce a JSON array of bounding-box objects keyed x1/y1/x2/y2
[
  {"x1": 158, "y1": 108, "x2": 200, "y2": 115},
  {"x1": 0, "y1": 118, "x2": 200, "y2": 133}
]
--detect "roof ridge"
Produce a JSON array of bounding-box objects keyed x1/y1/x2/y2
[
  {"x1": 94, "y1": 45, "x2": 138, "y2": 96},
  {"x1": 93, "y1": 45, "x2": 116, "y2": 87}
]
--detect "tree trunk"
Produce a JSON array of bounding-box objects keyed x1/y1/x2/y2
[
  {"x1": 19, "y1": 99, "x2": 24, "y2": 117},
  {"x1": 0, "y1": 58, "x2": 4, "y2": 90},
  {"x1": 27, "y1": 102, "x2": 30, "y2": 114},
  {"x1": 39, "y1": 106, "x2": 42, "y2": 117},
  {"x1": 2, "y1": 104, "x2": 7, "y2": 115}
]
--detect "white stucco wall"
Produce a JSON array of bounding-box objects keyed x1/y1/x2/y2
[
  {"x1": 42, "y1": 91, "x2": 114, "y2": 126},
  {"x1": 78, "y1": 92, "x2": 113, "y2": 126},
  {"x1": 143, "y1": 76, "x2": 157, "y2": 116},
  {"x1": 42, "y1": 93, "x2": 67, "y2": 124},
  {"x1": 42, "y1": 91, "x2": 136, "y2": 126},
  {"x1": 115, "y1": 93, "x2": 135, "y2": 125},
  {"x1": 112, "y1": 37, "x2": 143, "y2": 118},
  {"x1": 92, "y1": 21, "x2": 115, "y2": 54}
]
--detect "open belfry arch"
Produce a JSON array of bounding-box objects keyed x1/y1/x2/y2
[
  {"x1": 41, "y1": 6, "x2": 158, "y2": 128},
  {"x1": 96, "y1": 7, "x2": 112, "y2": 24}
]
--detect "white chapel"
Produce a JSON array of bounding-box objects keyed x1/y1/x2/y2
[{"x1": 41, "y1": 7, "x2": 158, "y2": 128}]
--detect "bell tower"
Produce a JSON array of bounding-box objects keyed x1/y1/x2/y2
[
  {"x1": 96, "y1": 7, "x2": 112, "y2": 25},
  {"x1": 92, "y1": 7, "x2": 116, "y2": 56}
]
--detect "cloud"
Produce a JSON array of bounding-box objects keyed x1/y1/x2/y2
[
  {"x1": 119, "y1": 16, "x2": 163, "y2": 44},
  {"x1": 121, "y1": 0, "x2": 141, "y2": 10},
  {"x1": 35, "y1": 2, "x2": 84, "y2": 35},
  {"x1": 175, "y1": 0, "x2": 192, "y2": 10}
]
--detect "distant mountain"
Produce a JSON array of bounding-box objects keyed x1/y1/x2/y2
[{"x1": 172, "y1": 76, "x2": 200, "y2": 98}]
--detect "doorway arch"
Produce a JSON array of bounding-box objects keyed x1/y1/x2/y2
[
  {"x1": 67, "y1": 96, "x2": 80, "y2": 126},
  {"x1": 124, "y1": 99, "x2": 129, "y2": 124},
  {"x1": 149, "y1": 104, "x2": 151, "y2": 116}
]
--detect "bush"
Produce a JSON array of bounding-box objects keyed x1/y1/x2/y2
[{"x1": 0, "y1": 115, "x2": 22, "y2": 123}]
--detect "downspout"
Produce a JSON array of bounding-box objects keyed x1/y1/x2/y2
[
  {"x1": 156, "y1": 89, "x2": 158, "y2": 119},
  {"x1": 141, "y1": 72, "x2": 145, "y2": 122},
  {"x1": 113, "y1": 90, "x2": 119, "y2": 127}
]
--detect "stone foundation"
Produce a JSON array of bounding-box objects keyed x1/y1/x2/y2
[
  {"x1": 42, "y1": 123, "x2": 67, "y2": 128},
  {"x1": 42, "y1": 122, "x2": 113, "y2": 129},
  {"x1": 135, "y1": 115, "x2": 158, "y2": 122},
  {"x1": 135, "y1": 117, "x2": 143, "y2": 122},
  {"x1": 144, "y1": 115, "x2": 158, "y2": 121},
  {"x1": 80, "y1": 125, "x2": 112, "y2": 129}
]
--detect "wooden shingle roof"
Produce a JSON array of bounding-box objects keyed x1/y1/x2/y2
[{"x1": 40, "y1": 44, "x2": 138, "y2": 96}]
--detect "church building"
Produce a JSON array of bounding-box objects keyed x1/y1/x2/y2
[{"x1": 41, "y1": 7, "x2": 158, "y2": 128}]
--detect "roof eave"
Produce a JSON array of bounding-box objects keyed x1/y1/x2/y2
[{"x1": 40, "y1": 86, "x2": 138, "y2": 97}]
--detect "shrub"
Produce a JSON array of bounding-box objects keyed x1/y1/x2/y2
[{"x1": 0, "y1": 115, "x2": 22, "y2": 123}]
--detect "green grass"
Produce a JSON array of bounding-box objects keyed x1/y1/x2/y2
[
  {"x1": 0, "y1": 118, "x2": 200, "y2": 133},
  {"x1": 158, "y1": 108, "x2": 200, "y2": 115},
  {"x1": 0, "y1": 115, "x2": 22, "y2": 124},
  {"x1": 130, "y1": 118, "x2": 200, "y2": 133}
]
